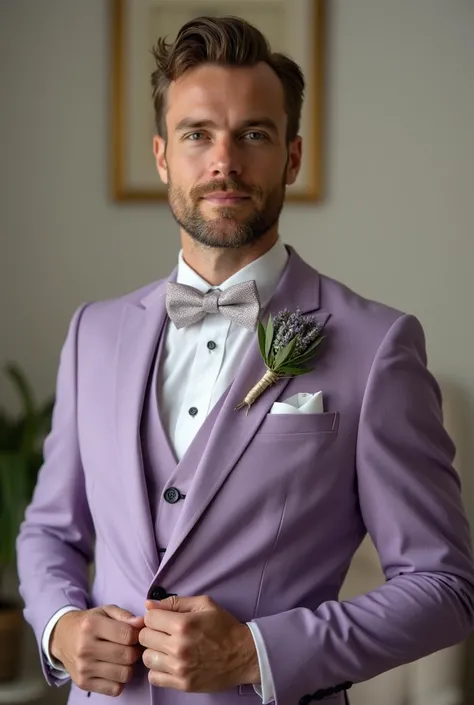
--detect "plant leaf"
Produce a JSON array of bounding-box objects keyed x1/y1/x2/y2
[
  {"x1": 289, "y1": 336, "x2": 325, "y2": 365},
  {"x1": 257, "y1": 320, "x2": 267, "y2": 362},
  {"x1": 0, "y1": 453, "x2": 29, "y2": 566},
  {"x1": 5, "y1": 363, "x2": 37, "y2": 418},
  {"x1": 264, "y1": 314, "x2": 274, "y2": 360},
  {"x1": 273, "y1": 336, "x2": 298, "y2": 369},
  {"x1": 277, "y1": 366, "x2": 313, "y2": 376}
]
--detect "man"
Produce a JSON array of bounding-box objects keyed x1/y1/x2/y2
[{"x1": 16, "y1": 15, "x2": 474, "y2": 705}]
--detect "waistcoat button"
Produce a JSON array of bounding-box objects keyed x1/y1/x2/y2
[{"x1": 164, "y1": 487, "x2": 182, "y2": 504}]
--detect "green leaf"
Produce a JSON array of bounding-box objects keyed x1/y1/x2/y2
[
  {"x1": 273, "y1": 336, "x2": 298, "y2": 369},
  {"x1": 289, "y1": 336, "x2": 325, "y2": 366},
  {"x1": 264, "y1": 314, "x2": 274, "y2": 360},
  {"x1": 257, "y1": 320, "x2": 267, "y2": 362},
  {"x1": 4, "y1": 363, "x2": 37, "y2": 419},
  {"x1": 0, "y1": 453, "x2": 29, "y2": 566},
  {"x1": 277, "y1": 366, "x2": 313, "y2": 376}
]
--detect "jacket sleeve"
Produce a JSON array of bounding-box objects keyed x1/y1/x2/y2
[
  {"x1": 251, "y1": 313, "x2": 474, "y2": 705},
  {"x1": 16, "y1": 302, "x2": 95, "y2": 687}
]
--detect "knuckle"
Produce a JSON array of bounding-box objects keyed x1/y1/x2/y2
[
  {"x1": 174, "y1": 643, "x2": 188, "y2": 660},
  {"x1": 120, "y1": 625, "x2": 135, "y2": 645},
  {"x1": 109, "y1": 683, "x2": 123, "y2": 697},
  {"x1": 76, "y1": 662, "x2": 89, "y2": 679},
  {"x1": 124, "y1": 646, "x2": 139, "y2": 665},
  {"x1": 175, "y1": 662, "x2": 188, "y2": 679},
  {"x1": 75, "y1": 674, "x2": 88, "y2": 689},
  {"x1": 80, "y1": 614, "x2": 94, "y2": 635},
  {"x1": 119, "y1": 666, "x2": 133, "y2": 683},
  {"x1": 182, "y1": 676, "x2": 192, "y2": 692},
  {"x1": 76, "y1": 640, "x2": 91, "y2": 659},
  {"x1": 177, "y1": 620, "x2": 189, "y2": 636}
]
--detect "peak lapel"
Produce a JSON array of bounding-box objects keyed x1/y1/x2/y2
[{"x1": 157, "y1": 246, "x2": 331, "y2": 576}]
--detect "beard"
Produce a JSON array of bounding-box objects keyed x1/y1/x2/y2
[{"x1": 166, "y1": 167, "x2": 287, "y2": 249}]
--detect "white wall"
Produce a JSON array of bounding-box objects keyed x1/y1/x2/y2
[{"x1": 1, "y1": 1, "x2": 474, "y2": 704}]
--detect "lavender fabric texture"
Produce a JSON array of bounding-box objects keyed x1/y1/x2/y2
[{"x1": 16, "y1": 245, "x2": 474, "y2": 705}]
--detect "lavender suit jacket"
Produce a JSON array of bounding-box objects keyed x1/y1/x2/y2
[{"x1": 16, "y1": 245, "x2": 474, "y2": 705}]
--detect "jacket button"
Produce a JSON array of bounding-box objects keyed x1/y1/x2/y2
[
  {"x1": 298, "y1": 697, "x2": 312, "y2": 705},
  {"x1": 148, "y1": 586, "x2": 169, "y2": 601},
  {"x1": 164, "y1": 487, "x2": 182, "y2": 503}
]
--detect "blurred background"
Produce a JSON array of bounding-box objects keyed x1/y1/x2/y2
[{"x1": 1, "y1": 1, "x2": 474, "y2": 704}]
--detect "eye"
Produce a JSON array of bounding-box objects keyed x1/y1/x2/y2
[
  {"x1": 186, "y1": 132, "x2": 206, "y2": 141},
  {"x1": 244, "y1": 132, "x2": 267, "y2": 142}
]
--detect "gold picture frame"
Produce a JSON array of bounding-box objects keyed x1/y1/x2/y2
[{"x1": 111, "y1": 0, "x2": 325, "y2": 202}]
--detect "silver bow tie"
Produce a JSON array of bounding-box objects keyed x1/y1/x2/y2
[{"x1": 166, "y1": 280, "x2": 261, "y2": 330}]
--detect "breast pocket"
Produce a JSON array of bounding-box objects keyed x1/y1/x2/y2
[{"x1": 257, "y1": 410, "x2": 339, "y2": 435}]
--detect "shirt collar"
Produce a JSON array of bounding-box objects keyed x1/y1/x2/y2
[{"x1": 176, "y1": 236, "x2": 289, "y2": 309}]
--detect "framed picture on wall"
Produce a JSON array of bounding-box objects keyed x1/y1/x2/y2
[{"x1": 111, "y1": 0, "x2": 325, "y2": 202}]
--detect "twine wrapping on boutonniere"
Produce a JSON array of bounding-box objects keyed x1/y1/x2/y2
[{"x1": 235, "y1": 307, "x2": 329, "y2": 414}]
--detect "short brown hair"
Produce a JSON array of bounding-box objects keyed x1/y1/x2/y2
[{"x1": 150, "y1": 16, "x2": 305, "y2": 143}]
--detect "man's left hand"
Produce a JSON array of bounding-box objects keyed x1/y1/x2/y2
[{"x1": 139, "y1": 595, "x2": 260, "y2": 692}]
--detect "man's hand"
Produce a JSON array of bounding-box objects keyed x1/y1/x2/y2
[
  {"x1": 50, "y1": 605, "x2": 145, "y2": 697},
  {"x1": 139, "y1": 595, "x2": 260, "y2": 693}
]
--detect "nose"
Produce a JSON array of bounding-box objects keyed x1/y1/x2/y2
[{"x1": 208, "y1": 135, "x2": 242, "y2": 179}]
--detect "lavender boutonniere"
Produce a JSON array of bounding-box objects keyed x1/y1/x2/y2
[{"x1": 235, "y1": 308, "x2": 328, "y2": 413}]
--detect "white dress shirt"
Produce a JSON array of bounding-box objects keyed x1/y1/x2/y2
[{"x1": 42, "y1": 236, "x2": 289, "y2": 704}]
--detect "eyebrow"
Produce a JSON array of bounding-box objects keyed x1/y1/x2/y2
[{"x1": 174, "y1": 117, "x2": 279, "y2": 134}]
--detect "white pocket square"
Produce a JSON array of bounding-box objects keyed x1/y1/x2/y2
[{"x1": 269, "y1": 391, "x2": 324, "y2": 415}]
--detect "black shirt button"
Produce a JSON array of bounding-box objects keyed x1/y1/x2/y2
[
  {"x1": 189, "y1": 406, "x2": 198, "y2": 416},
  {"x1": 207, "y1": 340, "x2": 217, "y2": 350},
  {"x1": 164, "y1": 487, "x2": 182, "y2": 504}
]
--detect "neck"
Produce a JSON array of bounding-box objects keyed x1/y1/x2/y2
[{"x1": 179, "y1": 227, "x2": 279, "y2": 286}]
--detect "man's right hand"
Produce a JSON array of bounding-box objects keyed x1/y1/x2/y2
[{"x1": 50, "y1": 605, "x2": 145, "y2": 697}]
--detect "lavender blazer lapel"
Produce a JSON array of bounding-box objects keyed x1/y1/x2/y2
[
  {"x1": 157, "y1": 246, "x2": 331, "y2": 577},
  {"x1": 114, "y1": 269, "x2": 178, "y2": 577}
]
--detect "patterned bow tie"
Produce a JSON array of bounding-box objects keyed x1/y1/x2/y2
[{"x1": 165, "y1": 280, "x2": 261, "y2": 330}]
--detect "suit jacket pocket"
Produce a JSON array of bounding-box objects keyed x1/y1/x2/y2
[{"x1": 258, "y1": 411, "x2": 339, "y2": 435}]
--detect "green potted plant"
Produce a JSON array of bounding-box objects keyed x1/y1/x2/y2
[{"x1": 0, "y1": 362, "x2": 54, "y2": 682}]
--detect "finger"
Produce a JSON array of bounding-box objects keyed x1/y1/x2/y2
[
  {"x1": 94, "y1": 613, "x2": 142, "y2": 646},
  {"x1": 101, "y1": 604, "x2": 141, "y2": 622},
  {"x1": 94, "y1": 660, "x2": 135, "y2": 684},
  {"x1": 142, "y1": 647, "x2": 173, "y2": 673},
  {"x1": 94, "y1": 641, "x2": 143, "y2": 666},
  {"x1": 143, "y1": 607, "x2": 179, "y2": 634},
  {"x1": 138, "y1": 626, "x2": 173, "y2": 653},
  {"x1": 124, "y1": 615, "x2": 145, "y2": 629},
  {"x1": 84, "y1": 678, "x2": 125, "y2": 698}
]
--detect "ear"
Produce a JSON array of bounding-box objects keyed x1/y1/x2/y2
[
  {"x1": 285, "y1": 136, "x2": 303, "y2": 186},
  {"x1": 153, "y1": 135, "x2": 168, "y2": 185}
]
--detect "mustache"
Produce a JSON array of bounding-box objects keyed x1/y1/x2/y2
[{"x1": 191, "y1": 179, "x2": 261, "y2": 199}]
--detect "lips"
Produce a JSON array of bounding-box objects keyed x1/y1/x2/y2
[{"x1": 203, "y1": 192, "x2": 250, "y2": 203}]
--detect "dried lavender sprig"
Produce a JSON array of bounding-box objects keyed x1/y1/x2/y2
[{"x1": 272, "y1": 308, "x2": 323, "y2": 357}]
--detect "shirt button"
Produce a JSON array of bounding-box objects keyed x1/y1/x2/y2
[
  {"x1": 189, "y1": 406, "x2": 198, "y2": 416},
  {"x1": 207, "y1": 340, "x2": 217, "y2": 350}
]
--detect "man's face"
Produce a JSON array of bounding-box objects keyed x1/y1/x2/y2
[{"x1": 153, "y1": 62, "x2": 302, "y2": 249}]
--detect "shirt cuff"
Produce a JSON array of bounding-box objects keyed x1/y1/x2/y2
[
  {"x1": 42, "y1": 606, "x2": 80, "y2": 678},
  {"x1": 246, "y1": 621, "x2": 276, "y2": 704}
]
